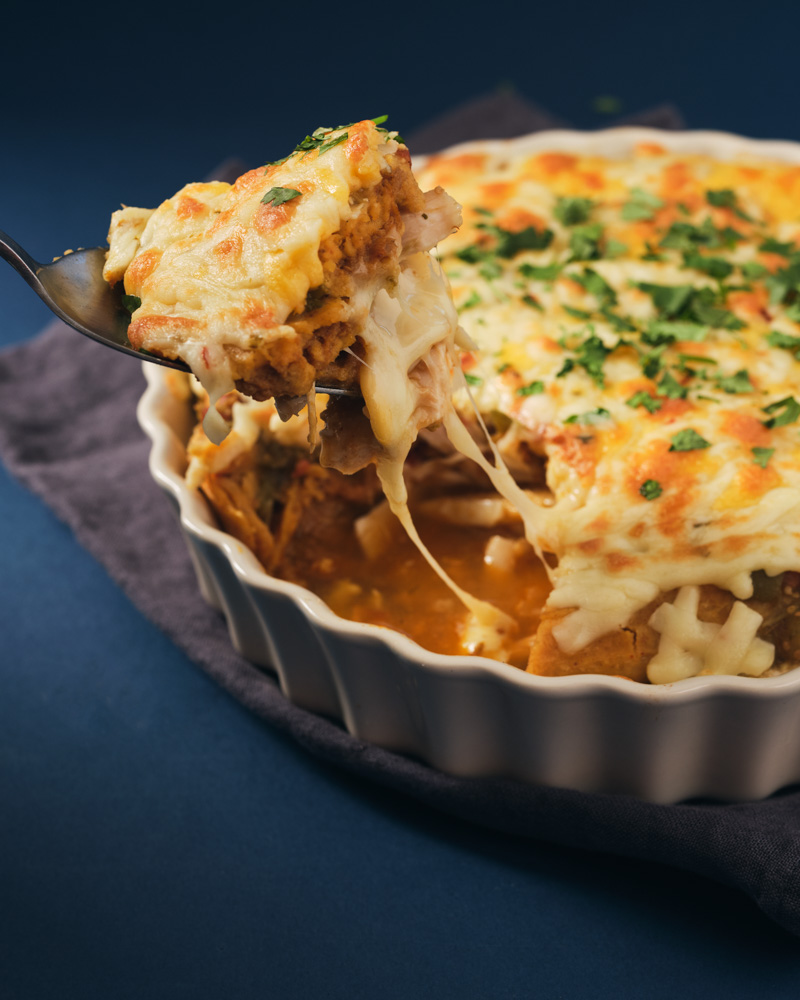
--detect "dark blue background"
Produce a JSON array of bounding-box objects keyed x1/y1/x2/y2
[{"x1": 4, "y1": 2, "x2": 800, "y2": 995}]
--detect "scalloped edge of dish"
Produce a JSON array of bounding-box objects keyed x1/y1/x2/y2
[{"x1": 138, "y1": 126, "x2": 800, "y2": 802}]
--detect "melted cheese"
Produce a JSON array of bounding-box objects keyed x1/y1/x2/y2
[
  {"x1": 416, "y1": 142, "x2": 800, "y2": 682},
  {"x1": 105, "y1": 121, "x2": 428, "y2": 443}
]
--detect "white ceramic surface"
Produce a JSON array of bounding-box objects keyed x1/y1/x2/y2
[{"x1": 137, "y1": 127, "x2": 800, "y2": 804}]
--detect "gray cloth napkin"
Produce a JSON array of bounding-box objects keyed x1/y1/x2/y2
[{"x1": 4, "y1": 93, "x2": 800, "y2": 939}]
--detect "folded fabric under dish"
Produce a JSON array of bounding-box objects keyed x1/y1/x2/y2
[{"x1": 3, "y1": 92, "x2": 800, "y2": 938}]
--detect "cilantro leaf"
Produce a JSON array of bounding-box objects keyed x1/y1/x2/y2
[
  {"x1": 643, "y1": 319, "x2": 709, "y2": 343},
  {"x1": 660, "y1": 218, "x2": 745, "y2": 253},
  {"x1": 574, "y1": 334, "x2": 612, "y2": 386},
  {"x1": 573, "y1": 268, "x2": 618, "y2": 305},
  {"x1": 563, "y1": 305, "x2": 592, "y2": 320},
  {"x1": 706, "y1": 189, "x2": 737, "y2": 208},
  {"x1": 766, "y1": 330, "x2": 800, "y2": 353},
  {"x1": 764, "y1": 260, "x2": 800, "y2": 306},
  {"x1": 121, "y1": 294, "x2": 141, "y2": 314},
  {"x1": 519, "y1": 262, "x2": 563, "y2": 282},
  {"x1": 751, "y1": 446, "x2": 775, "y2": 469},
  {"x1": 762, "y1": 396, "x2": 800, "y2": 428},
  {"x1": 517, "y1": 380, "x2": 545, "y2": 396},
  {"x1": 759, "y1": 238, "x2": 796, "y2": 257},
  {"x1": 569, "y1": 223, "x2": 604, "y2": 261},
  {"x1": 621, "y1": 187, "x2": 664, "y2": 222},
  {"x1": 657, "y1": 371, "x2": 688, "y2": 399},
  {"x1": 741, "y1": 261, "x2": 768, "y2": 280},
  {"x1": 639, "y1": 479, "x2": 663, "y2": 500},
  {"x1": 706, "y1": 188, "x2": 752, "y2": 221},
  {"x1": 627, "y1": 391, "x2": 662, "y2": 413},
  {"x1": 554, "y1": 197, "x2": 594, "y2": 226},
  {"x1": 458, "y1": 290, "x2": 482, "y2": 311},
  {"x1": 688, "y1": 287, "x2": 745, "y2": 330},
  {"x1": 564, "y1": 407, "x2": 611, "y2": 424},
  {"x1": 641, "y1": 346, "x2": 667, "y2": 378},
  {"x1": 261, "y1": 186, "x2": 302, "y2": 207},
  {"x1": 605, "y1": 239, "x2": 628, "y2": 258},
  {"x1": 474, "y1": 221, "x2": 554, "y2": 258},
  {"x1": 715, "y1": 369, "x2": 754, "y2": 394},
  {"x1": 669, "y1": 428, "x2": 711, "y2": 452},
  {"x1": 681, "y1": 252, "x2": 734, "y2": 281},
  {"x1": 478, "y1": 259, "x2": 503, "y2": 281},
  {"x1": 636, "y1": 282, "x2": 695, "y2": 317},
  {"x1": 601, "y1": 308, "x2": 637, "y2": 333},
  {"x1": 464, "y1": 373, "x2": 483, "y2": 387},
  {"x1": 521, "y1": 294, "x2": 543, "y2": 311}
]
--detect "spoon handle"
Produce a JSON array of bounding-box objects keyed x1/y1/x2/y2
[{"x1": 0, "y1": 229, "x2": 43, "y2": 291}]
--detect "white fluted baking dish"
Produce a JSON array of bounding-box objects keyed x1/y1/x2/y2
[{"x1": 138, "y1": 127, "x2": 800, "y2": 804}]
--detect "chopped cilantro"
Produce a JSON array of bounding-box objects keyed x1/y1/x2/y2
[
  {"x1": 669, "y1": 428, "x2": 711, "y2": 452},
  {"x1": 564, "y1": 407, "x2": 611, "y2": 424},
  {"x1": 293, "y1": 129, "x2": 348, "y2": 156},
  {"x1": 479, "y1": 259, "x2": 503, "y2": 281},
  {"x1": 706, "y1": 188, "x2": 752, "y2": 222},
  {"x1": 621, "y1": 187, "x2": 664, "y2": 222},
  {"x1": 657, "y1": 371, "x2": 688, "y2": 399},
  {"x1": 563, "y1": 305, "x2": 593, "y2": 320},
  {"x1": 455, "y1": 245, "x2": 488, "y2": 265},
  {"x1": 522, "y1": 294, "x2": 544, "y2": 311},
  {"x1": 519, "y1": 262, "x2": 563, "y2": 282},
  {"x1": 474, "y1": 221, "x2": 554, "y2": 258},
  {"x1": 705, "y1": 189, "x2": 736, "y2": 208},
  {"x1": 741, "y1": 261, "x2": 768, "y2": 280},
  {"x1": 639, "y1": 479, "x2": 663, "y2": 500},
  {"x1": 458, "y1": 290, "x2": 482, "y2": 311},
  {"x1": 636, "y1": 282, "x2": 743, "y2": 330},
  {"x1": 681, "y1": 252, "x2": 733, "y2": 280},
  {"x1": 678, "y1": 353, "x2": 717, "y2": 367},
  {"x1": 464, "y1": 373, "x2": 483, "y2": 387},
  {"x1": 600, "y1": 307, "x2": 637, "y2": 333},
  {"x1": 641, "y1": 346, "x2": 667, "y2": 379},
  {"x1": 261, "y1": 186, "x2": 302, "y2": 207},
  {"x1": 554, "y1": 197, "x2": 594, "y2": 226},
  {"x1": 636, "y1": 282, "x2": 695, "y2": 317},
  {"x1": 786, "y1": 302, "x2": 800, "y2": 322},
  {"x1": 574, "y1": 334, "x2": 612, "y2": 386},
  {"x1": 766, "y1": 330, "x2": 800, "y2": 353},
  {"x1": 627, "y1": 391, "x2": 662, "y2": 413},
  {"x1": 121, "y1": 294, "x2": 141, "y2": 314},
  {"x1": 473, "y1": 206, "x2": 493, "y2": 217},
  {"x1": 689, "y1": 288, "x2": 745, "y2": 330},
  {"x1": 763, "y1": 396, "x2": 800, "y2": 428},
  {"x1": 764, "y1": 259, "x2": 800, "y2": 306},
  {"x1": 759, "y1": 238, "x2": 796, "y2": 257},
  {"x1": 715, "y1": 369, "x2": 753, "y2": 394},
  {"x1": 643, "y1": 320, "x2": 709, "y2": 343},
  {"x1": 660, "y1": 217, "x2": 745, "y2": 252},
  {"x1": 557, "y1": 358, "x2": 575, "y2": 377},
  {"x1": 752, "y1": 446, "x2": 775, "y2": 469},
  {"x1": 517, "y1": 380, "x2": 545, "y2": 396},
  {"x1": 568, "y1": 223, "x2": 604, "y2": 261},
  {"x1": 605, "y1": 239, "x2": 629, "y2": 258},
  {"x1": 573, "y1": 268, "x2": 617, "y2": 305}
]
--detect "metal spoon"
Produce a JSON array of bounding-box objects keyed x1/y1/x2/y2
[{"x1": 0, "y1": 230, "x2": 356, "y2": 395}]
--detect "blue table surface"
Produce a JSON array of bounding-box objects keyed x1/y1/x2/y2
[{"x1": 5, "y1": 3, "x2": 800, "y2": 996}]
